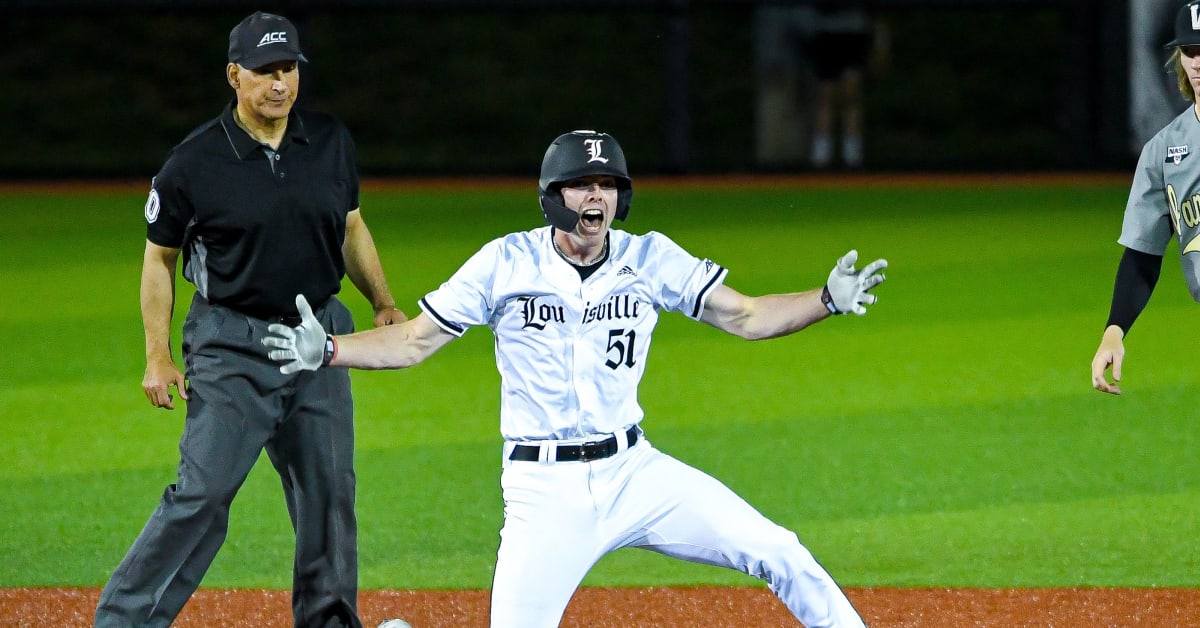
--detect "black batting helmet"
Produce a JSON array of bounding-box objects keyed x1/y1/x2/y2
[{"x1": 538, "y1": 130, "x2": 633, "y2": 232}]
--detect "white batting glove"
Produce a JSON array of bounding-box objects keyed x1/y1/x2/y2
[
  {"x1": 262, "y1": 294, "x2": 328, "y2": 374},
  {"x1": 821, "y1": 249, "x2": 888, "y2": 315}
]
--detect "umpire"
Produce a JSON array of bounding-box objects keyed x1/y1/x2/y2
[{"x1": 95, "y1": 11, "x2": 406, "y2": 628}]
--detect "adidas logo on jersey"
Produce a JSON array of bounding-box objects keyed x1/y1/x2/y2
[
  {"x1": 617, "y1": 266, "x2": 636, "y2": 277},
  {"x1": 1168, "y1": 144, "x2": 1189, "y2": 165}
]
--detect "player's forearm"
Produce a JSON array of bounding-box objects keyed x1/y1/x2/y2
[
  {"x1": 328, "y1": 317, "x2": 445, "y2": 370},
  {"x1": 736, "y1": 290, "x2": 831, "y2": 340}
]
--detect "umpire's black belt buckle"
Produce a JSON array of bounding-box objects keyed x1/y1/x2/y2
[
  {"x1": 266, "y1": 314, "x2": 304, "y2": 327},
  {"x1": 509, "y1": 426, "x2": 639, "y2": 463},
  {"x1": 259, "y1": 314, "x2": 304, "y2": 329}
]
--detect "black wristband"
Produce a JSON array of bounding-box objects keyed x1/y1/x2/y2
[
  {"x1": 821, "y1": 285, "x2": 841, "y2": 315},
  {"x1": 322, "y1": 335, "x2": 337, "y2": 366}
]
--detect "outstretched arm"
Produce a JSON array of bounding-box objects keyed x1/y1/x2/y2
[
  {"x1": 699, "y1": 249, "x2": 887, "y2": 340},
  {"x1": 700, "y1": 285, "x2": 830, "y2": 340},
  {"x1": 332, "y1": 312, "x2": 454, "y2": 369},
  {"x1": 264, "y1": 295, "x2": 455, "y2": 373}
]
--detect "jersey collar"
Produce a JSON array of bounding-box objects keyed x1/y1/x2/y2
[{"x1": 219, "y1": 101, "x2": 310, "y2": 160}]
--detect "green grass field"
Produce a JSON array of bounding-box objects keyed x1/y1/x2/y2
[{"x1": 1, "y1": 177, "x2": 1197, "y2": 591}]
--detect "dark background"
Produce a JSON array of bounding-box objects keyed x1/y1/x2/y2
[{"x1": 0, "y1": 0, "x2": 1135, "y2": 178}]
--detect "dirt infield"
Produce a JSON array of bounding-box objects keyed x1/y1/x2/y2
[{"x1": 5, "y1": 586, "x2": 1198, "y2": 627}]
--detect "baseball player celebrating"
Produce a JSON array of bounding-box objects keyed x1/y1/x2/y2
[
  {"x1": 1093, "y1": 0, "x2": 1200, "y2": 394},
  {"x1": 265, "y1": 130, "x2": 885, "y2": 627}
]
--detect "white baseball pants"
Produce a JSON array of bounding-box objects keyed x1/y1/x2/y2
[{"x1": 489, "y1": 438, "x2": 865, "y2": 627}]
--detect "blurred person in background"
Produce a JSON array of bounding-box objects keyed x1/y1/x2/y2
[
  {"x1": 804, "y1": 0, "x2": 888, "y2": 169},
  {"x1": 1129, "y1": 0, "x2": 1190, "y2": 155},
  {"x1": 753, "y1": 3, "x2": 813, "y2": 167},
  {"x1": 753, "y1": 0, "x2": 888, "y2": 170},
  {"x1": 94, "y1": 11, "x2": 406, "y2": 628},
  {"x1": 1093, "y1": 0, "x2": 1200, "y2": 395}
]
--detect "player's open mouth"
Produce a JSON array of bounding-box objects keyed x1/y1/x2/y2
[{"x1": 580, "y1": 209, "x2": 604, "y2": 229}]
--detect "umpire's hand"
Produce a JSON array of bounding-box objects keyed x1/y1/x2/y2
[
  {"x1": 373, "y1": 304, "x2": 409, "y2": 327},
  {"x1": 143, "y1": 356, "x2": 188, "y2": 409},
  {"x1": 263, "y1": 294, "x2": 328, "y2": 374}
]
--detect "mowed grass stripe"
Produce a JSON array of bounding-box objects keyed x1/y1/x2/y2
[{"x1": 4, "y1": 179, "x2": 1197, "y2": 588}]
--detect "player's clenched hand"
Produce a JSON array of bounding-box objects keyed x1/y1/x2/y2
[
  {"x1": 143, "y1": 356, "x2": 187, "y2": 410},
  {"x1": 823, "y1": 249, "x2": 888, "y2": 315},
  {"x1": 1091, "y1": 325, "x2": 1125, "y2": 395},
  {"x1": 262, "y1": 294, "x2": 327, "y2": 374}
]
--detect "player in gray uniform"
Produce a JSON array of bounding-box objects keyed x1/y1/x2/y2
[
  {"x1": 265, "y1": 130, "x2": 885, "y2": 627},
  {"x1": 1094, "y1": 0, "x2": 1200, "y2": 393}
]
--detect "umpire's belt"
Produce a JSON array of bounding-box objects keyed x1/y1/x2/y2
[
  {"x1": 218, "y1": 299, "x2": 329, "y2": 328},
  {"x1": 509, "y1": 426, "x2": 639, "y2": 463},
  {"x1": 272, "y1": 314, "x2": 305, "y2": 327}
]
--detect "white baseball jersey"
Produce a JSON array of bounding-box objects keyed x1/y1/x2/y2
[
  {"x1": 1122, "y1": 105, "x2": 1200, "y2": 300},
  {"x1": 419, "y1": 226, "x2": 727, "y2": 441},
  {"x1": 423, "y1": 225, "x2": 867, "y2": 628}
]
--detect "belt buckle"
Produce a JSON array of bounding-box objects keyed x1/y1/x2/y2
[
  {"x1": 277, "y1": 315, "x2": 303, "y2": 327},
  {"x1": 578, "y1": 437, "x2": 615, "y2": 462}
]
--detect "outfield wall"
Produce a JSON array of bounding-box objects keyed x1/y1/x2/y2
[{"x1": 0, "y1": 0, "x2": 1129, "y2": 178}]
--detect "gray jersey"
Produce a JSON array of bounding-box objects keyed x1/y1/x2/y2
[{"x1": 1122, "y1": 105, "x2": 1200, "y2": 300}]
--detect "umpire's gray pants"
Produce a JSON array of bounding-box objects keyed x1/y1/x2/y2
[{"x1": 96, "y1": 294, "x2": 361, "y2": 628}]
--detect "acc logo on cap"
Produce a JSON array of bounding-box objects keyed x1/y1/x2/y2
[{"x1": 257, "y1": 32, "x2": 288, "y2": 47}]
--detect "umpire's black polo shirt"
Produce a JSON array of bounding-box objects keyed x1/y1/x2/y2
[{"x1": 144, "y1": 102, "x2": 359, "y2": 319}]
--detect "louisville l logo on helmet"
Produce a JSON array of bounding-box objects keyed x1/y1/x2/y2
[{"x1": 584, "y1": 139, "x2": 609, "y2": 164}]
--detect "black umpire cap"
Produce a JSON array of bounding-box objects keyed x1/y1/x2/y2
[
  {"x1": 1166, "y1": 0, "x2": 1200, "y2": 48},
  {"x1": 228, "y1": 11, "x2": 308, "y2": 69}
]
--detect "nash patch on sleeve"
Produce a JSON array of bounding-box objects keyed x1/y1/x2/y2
[{"x1": 1167, "y1": 144, "x2": 1189, "y2": 165}]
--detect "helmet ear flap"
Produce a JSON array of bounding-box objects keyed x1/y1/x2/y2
[
  {"x1": 540, "y1": 186, "x2": 580, "y2": 232},
  {"x1": 614, "y1": 187, "x2": 633, "y2": 222}
]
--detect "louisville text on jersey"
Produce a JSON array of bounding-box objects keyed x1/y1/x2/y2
[
  {"x1": 518, "y1": 293, "x2": 644, "y2": 330},
  {"x1": 582, "y1": 294, "x2": 642, "y2": 326}
]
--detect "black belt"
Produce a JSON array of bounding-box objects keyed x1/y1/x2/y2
[
  {"x1": 268, "y1": 314, "x2": 304, "y2": 327},
  {"x1": 213, "y1": 304, "x2": 305, "y2": 327},
  {"x1": 509, "y1": 426, "x2": 639, "y2": 462},
  {"x1": 212, "y1": 298, "x2": 327, "y2": 328}
]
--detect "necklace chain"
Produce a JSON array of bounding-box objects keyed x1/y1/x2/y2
[{"x1": 553, "y1": 237, "x2": 608, "y2": 267}]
